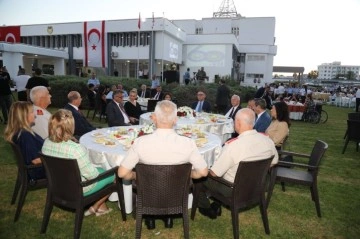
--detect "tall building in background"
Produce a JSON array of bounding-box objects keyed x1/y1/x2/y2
[{"x1": 318, "y1": 61, "x2": 360, "y2": 80}]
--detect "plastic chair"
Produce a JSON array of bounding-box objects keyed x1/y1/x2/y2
[
  {"x1": 9, "y1": 142, "x2": 47, "y2": 222},
  {"x1": 39, "y1": 153, "x2": 126, "y2": 239},
  {"x1": 275, "y1": 140, "x2": 328, "y2": 217},
  {"x1": 134, "y1": 164, "x2": 192, "y2": 239},
  {"x1": 191, "y1": 156, "x2": 274, "y2": 239}
]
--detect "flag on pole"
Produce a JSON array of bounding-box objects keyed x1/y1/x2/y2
[
  {"x1": 138, "y1": 13, "x2": 141, "y2": 29},
  {"x1": 0, "y1": 26, "x2": 21, "y2": 43}
]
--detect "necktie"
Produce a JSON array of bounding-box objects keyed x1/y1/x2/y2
[
  {"x1": 197, "y1": 101, "x2": 203, "y2": 112},
  {"x1": 155, "y1": 92, "x2": 159, "y2": 100},
  {"x1": 229, "y1": 107, "x2": 235, "y2": 118},
  {"x1": 141, "y1": 91, "x2": 145, "y2": 98}
]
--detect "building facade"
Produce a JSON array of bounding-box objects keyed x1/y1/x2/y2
[
  {"x1": 318, "y1": 61, "x2": 360, "y2": 80},
  {"x1": 0, "y1": 15, "x2": 277, "y2": 86}
]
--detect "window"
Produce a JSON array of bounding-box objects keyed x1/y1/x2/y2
[
  {"x1": 247, "y1": 55, "x2": 265, "y2": 61},
  {"x1": 231, "y1": 27, "x2": 239, "y2": 36},
  {"x1": 195, "y1": 27, "x2": 203, "y2": 34}
]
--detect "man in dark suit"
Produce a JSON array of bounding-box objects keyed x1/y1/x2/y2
[
  {"x1": 151, "y1": 85, "x2": 164, "y2": 100},
  {"x1": 138, "y1": 84, "x2": 151, "y2": 98},
  {"x1": 106, "y1": 90, "x2": 132, "y2": 127},
  {"x1": 225, "y1": 94, "x2": 242, "y2": 138},
  {"x1": 253, "y1": 98, "x2": 271, "y2": 133},
  {"x1": 191, "y1": 90, "x2": 211, "y2": 113},
  {"x1": 215, "y1": 79, "x2": 230, "y2": 114},
  {"x1": 64, "y1": 91, "x2": 96, "y2": 138}
]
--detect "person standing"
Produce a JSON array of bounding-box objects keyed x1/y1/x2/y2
[
  {"x1": 25, "y1": 68, "x2": 50, "y2": 102},
  {"x1": 0, "y1": 73, "x2": 13, "y2": 124},
  {"x1": 64, "y1": 91, "x2": 96, "y2": 138},
  {"x1": 118, "y1": 100, "x2": 208, "y2": 229},
  {"x1": 30, "y1": 86, "x2": 52, "y2": 139},
  {"x1": 13, "y1": 68, "x2": 31, "y2": 101},
  {"x1": 215, "y1": 79, "x2": 230, "y2": 114},
  {"x1": 355, "y1": 88, "x2": 360, "y2": 112},
  {"x1": 183, "y1": 68, "x2": 191, "y2": 85},
  {"x1": 196, "y1": 67, "x2": 207, "y2": 84}
]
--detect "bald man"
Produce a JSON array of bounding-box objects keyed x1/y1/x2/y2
[
  {"x1": 196, "y1": 108, "x2": 278, "y2": 219},
  {"x1": 64, "y1": 91, "x2": 96, "y2": 138}
]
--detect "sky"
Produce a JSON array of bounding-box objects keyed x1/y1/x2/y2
[{"x1": 1, "y1": 0, "x2": 359, "y2": 73}]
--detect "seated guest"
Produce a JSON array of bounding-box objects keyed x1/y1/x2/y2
[
  {"x1": 124, "y1": 90, "x2": 144, "y2": 125},
  {"x1": 117, "y1": 84, "x2": 128, "y2": 97},
  {"x1": 106, "y1": 85, "x2": 117, "y2": 103},
  {"x1": 225, "y1": 94, "x2": 242, "y2": 138},
  {"x1": 163, "y1": 92, "x2": 173, "y2": 101},
  {"x1": 4, "y1": 101, "x2": 45, "y2": 180},
  {"x1": 95, "y1": 85, "x2": 107, "y2": 117},
  {"x1": 87, "y1": 84, "x2": 96, "y2": 109},
  {"x1": 64, "y1": 91, "x2": 96, "y2": 138},
  {"x1": 247, "y1": 98, "x2": 255, "y2": 110},
  {"x1": 191, "y1": 90, "x2": 211, "y2": 113},
  {"x1": 30, "y1": 86, "x2": 52, "y2": 139},
  {"x1": 196, "y1": 108, "x2": 278, "y2": 219},
  {"x1": 42, "y1": 109, "x2": 113, "y2": 216},
  {"x1": 151, "y1": 85, "x2": 164, "y2": 100},
  {"x1": 106, "y1": 90, "x2": 131, "y2": 127},
  {"x1": 87, "y1": 72, "x2": 100, "y2": 89},
  {"x1": 118, "y1": 100, "x2": 208, "y2": 229},
  {"x1": 138, "y1": 84, "x2": 150, "y2": 98},
  {"x1": 253, "y1": 98, "x2": 271, "y2": 133},
  {"x1": 266, "y1": 101, "x2": 290, "y2": 149}
]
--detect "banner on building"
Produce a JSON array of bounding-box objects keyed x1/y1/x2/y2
[
  {"x1": 83, "y1": 21, "x2": 106, "y2": 68},
  {"x1": 0, "y1": 26, "x2": 21, "y2": 43}
]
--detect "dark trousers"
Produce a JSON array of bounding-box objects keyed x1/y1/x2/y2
[
  {"x1": 196, "y1": 177, "x2": 232, "y2": 208},
  {"x1": 0, "y1": 95, "x2": 12, "y2": 122},
  {"x1": 356, "y1": 98, "x2": 360, "y2": 112},
  {"x1": 18, "y1": 91, "x2": 27, "y2": 101}
]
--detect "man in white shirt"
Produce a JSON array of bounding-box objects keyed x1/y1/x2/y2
[
  {"x1": 87, "y1": 72, "x2": 100, "y2": 89},
  {"x1": 13, "y1": 68, "x2": 30, "y2": 101},
  {"x1": 30, "y1": 86, "x2": 52, "y2": 139}
]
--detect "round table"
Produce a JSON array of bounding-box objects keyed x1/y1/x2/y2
[
  {"x1": 79, "y1": 125, "x2": 222, "y2": 213},
  {"x1": 139, "y1": 112, "x2": 234, "y2": 144}
]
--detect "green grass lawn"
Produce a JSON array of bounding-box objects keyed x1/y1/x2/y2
[{"x1": 0, "y1": 105, "x2": 359, "y2": 239}]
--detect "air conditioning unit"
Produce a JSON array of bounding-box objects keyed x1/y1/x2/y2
[{"x1": 111, "y1": 52, "x2": 118, "y2": 58}]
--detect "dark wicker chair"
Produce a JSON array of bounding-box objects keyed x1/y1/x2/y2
[
  {"x1": 39, "y1": 153, "x2": 126, "y2": 239},
  {"x1": 342, "y1": 120, "x2": 360, "y2": 154},
  {"x1": 343, "y1": 113, "x2": 360, "y2": 139},
  {"x1": 191, "y1": 156, "x2": 274, "y2": 239},
  {"x1": 146, "y1": 99, "x2": 160, "y2": 112},
  {"x1": 134, "y1": 164, "x2": 192, "y2": 239},
  {"x1": 9, "y1": 142, "x2": 47, "y2": 222},
  {"x1": 275, "y1": 140, "x2": 328, "y2": 217}
]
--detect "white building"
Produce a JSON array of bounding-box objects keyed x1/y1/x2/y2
[
  {"x1": 318, "y1": 61, "x2": 360, "y2": 80},
  {"x1": 0, "y1": 15, "x2": 277, "y2": 86}
]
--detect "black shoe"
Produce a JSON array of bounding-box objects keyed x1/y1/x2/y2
[
  {"x1": 164, "y1": 217, "x2": 173, "y2": 228},
  {"x1": 198, "y1": 207, "x2": 217, "y2": 219},
  {"x1": 210, "y1": 202, "x2": 222, "y2": 216},
  {"x1": 145, "y1": 218, "x2": 155, "y2": 230}
]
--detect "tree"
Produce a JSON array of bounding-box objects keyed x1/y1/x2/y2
[
  {"x1": 308, "y1": 70, "x2": 318, "y2": 79},
  {"x1": 346, "y1": 71, "x2": 355, "y2": 80}
]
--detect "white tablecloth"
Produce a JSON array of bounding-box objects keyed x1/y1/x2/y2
[
  {"x1": 79, "y1": 125, "x2": 222, "y2": 213},
  {"x1": 139, "y1": 112, "x2": 234, "y2": 144},
  {"x1": 286, "y1": 101, "x2": 305, "y2": 120}
]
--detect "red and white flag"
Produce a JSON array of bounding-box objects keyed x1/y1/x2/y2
[
  {"x1": 0, "y1": 26, "x2": 21, "y2": 43},
  {"x1": 138, "y1": 13, "x2": 141, "y2": 29},
  {"x1": 83, "y1": 21, "x2": 107, "y2": 68},
  {"x1": 152, "y1": 12, "x2": 155, "y2": 29}
]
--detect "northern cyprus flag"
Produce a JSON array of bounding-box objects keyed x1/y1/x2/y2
[{"x1": 84, "y1": 21, "x2": 107, "y2": 68}]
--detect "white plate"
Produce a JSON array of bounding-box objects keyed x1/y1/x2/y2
[{"x1": 91, "y1": 132, "x2": 105, "y2": 137}]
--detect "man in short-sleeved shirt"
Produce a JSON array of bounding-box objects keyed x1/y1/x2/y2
[
  {"x1": 30, "y1": 86, "x2": 52, "y2": 139},
  {"x1": 25, "y1": 68, "x2": 50, "y2": 101},
  {"x1": 196, "y1": 108, "x2": 278, "y2": 219}
]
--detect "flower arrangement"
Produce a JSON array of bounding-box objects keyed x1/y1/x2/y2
[
  {"x1": 137, "y1": 124, "x2": 155, "y2": 136},
  {"x1": 177, "y1": 106, "x2": 196, "y2": 117}
]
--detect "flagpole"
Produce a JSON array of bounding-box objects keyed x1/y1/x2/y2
[
  {"x1": 161, "y1": 12, "x2": 165, "y2": 83},
  {"x1": 137, "y1": 13, "x2": 140, "y2": 79},
  {"x1": 150, "y1": 12, "x2": 154, "y2": 79}
]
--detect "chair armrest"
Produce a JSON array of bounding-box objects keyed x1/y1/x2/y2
[
  {"x1": 81, "y1": 166, "x2": 118, "y2": 187},
  {"x1": 278, "y1": 161, "x2": 317, "y2": 170},
  {"x1": 26, "y1": 163, "x2": 44, "y2": 169},
  {"x1": 277, "y1": 150, "x2": 311, "y2": 159},
  {"x1": 208, "y1": 174, "x2": 234, "y2": 188}
]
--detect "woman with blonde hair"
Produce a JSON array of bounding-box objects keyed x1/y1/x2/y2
[
  {"x1": 4, "y1": 101, "x2": 45, "y2": 180},
  {"x1": 41, "y1": 109, "x2": 113, "y2": 216}
]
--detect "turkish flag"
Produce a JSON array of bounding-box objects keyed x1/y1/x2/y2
[
  {"x1": 83, "y1": 21, "x2": 107, "y2": 68},
  {"x1": 0, "y1": 26, "x2": 21, "y2": 43},
  {"x1": 138, "y1": 13, "x2": 141, "y2": 29}
]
